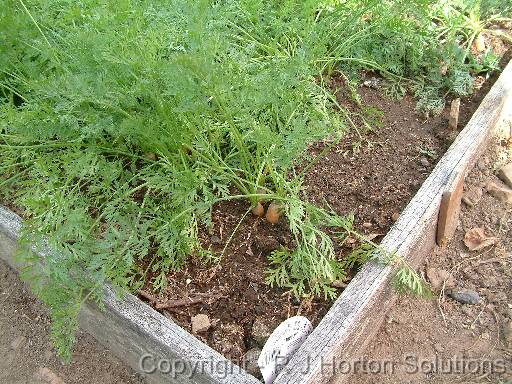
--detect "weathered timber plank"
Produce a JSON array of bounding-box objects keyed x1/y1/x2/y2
[
  {"x1": 0, "y1": 207, "x2": 260, "y2": 384},
  {"x1": 273, "y1": 59, "x2": 512, "y2": 384},
  {"x1": 436, "y1": 168, "x2": 466, "y2": 247}
]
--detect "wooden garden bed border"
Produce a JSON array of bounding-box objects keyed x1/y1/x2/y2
[{"x1": 0, "y1": 59, "x2": 510, "y2": 384}]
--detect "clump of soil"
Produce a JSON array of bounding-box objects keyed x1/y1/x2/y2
[{"x1": 139, "y1": 58, "x2": 507, "y2": 364}]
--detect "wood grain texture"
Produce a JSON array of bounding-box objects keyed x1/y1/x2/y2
[
  {"x1": 0, "y1": 207, "x2": 259, "y2": 384},
  {"x1": 436, "y1": 169, "x2": 466, "y2": 247},
  {"x1": 273, "y1": 59, "x2": 512, "y2": 384}
]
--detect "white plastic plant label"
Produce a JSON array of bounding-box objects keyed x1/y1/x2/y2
[{"x1": 257, "y1": 316, "x2": 313, "y2": 384}]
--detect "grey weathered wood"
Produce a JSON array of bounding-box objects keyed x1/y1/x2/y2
[
  {"x1": 0, "y1": 207, "x2": 260, "y2": 384},
  {"x1": 273, "y1": 59, "x2": 512, "y2": 384}
]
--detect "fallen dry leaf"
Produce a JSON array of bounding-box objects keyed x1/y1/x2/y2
[{"x1": 463, "y1": 227, "x2": 498, "y2": 251}]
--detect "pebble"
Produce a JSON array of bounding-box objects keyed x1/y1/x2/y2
[
  {"x1": 463, "y1": 227, "x2": 498, "y2": 251},
  {"x1": 461, "y1": 187, "x2": 483, "y2": 207},
  {"x1": 420, "y1": 157, "x2": 431, "y2": 167},
  {"x1": 241, "y1": 348, "x2": 262, "y2": 378},
  {"x1": 191, "y1": 314, "x2": 211, "y2": 334},
  {"x1": 252, "y1": 317, "x2": 275, "y2": 347},
  {"x1": 448, "y1": 289, "x2": 481, "y2": 305},
  {"x1": 210, "y1": 235, "x2": 222, "y2": 245},
  {"x1": 391, "y1": 212, "x2": 400, "y2": 222}
]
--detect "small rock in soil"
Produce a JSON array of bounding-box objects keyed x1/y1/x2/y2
[
  {"x1": 210, "y1": 235, "x2": 222, "y2": 245},
  {"x1": 498, "y1": 162, "x2": 512, "y2": 189},
  {"x1": 461, "y1": 187, "x2": 483, "y2": 207},
  {"x1": 391, "y1": 212, "x2": 400, "y2": 222},
  {"x1": 10, "y1": 335, "x2": 27, "y2": 351},
  {"x1": 448, "y1": 289, "x2": 481, "y2": 305},
  {"x1": 191, "y1": 314, "x2": 211, "y2": 334},
  {"x1": 486, "y1": 181, "x2": 512, "y2": 204},
  {"x1": 241, "y1": 348, "x2": 262, "y2": 378},
  {"x1": 252, "y1": 317, "x2": 275, "y2": 347},
  {"x1": 420, "y1": 157, "x2": 431, "y2": 167},
  {"x1": 463, "y1": 227, "x2": 498, "y2": 251},
  {"x1": 35, "y1": 367, "x2": 66, "y2": 384},
  {"x1": 426, "y1": 268, "x2": 455, "y2": 291}
]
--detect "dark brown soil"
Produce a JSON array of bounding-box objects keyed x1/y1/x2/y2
[{"x1": 138, "y1": 54, "x2": 510, "y2": 364}]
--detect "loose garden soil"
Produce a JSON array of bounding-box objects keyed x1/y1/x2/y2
[{"x1": 138, "y1": 49, "x2": 511, "y2": 365}]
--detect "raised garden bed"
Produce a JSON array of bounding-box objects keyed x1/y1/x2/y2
[
  {"x1": 2, "y1": 2, "x2": 512, "y2": 383},
  {"x1": 1, "y1": 57, "x2": 510, "y2": 384}
]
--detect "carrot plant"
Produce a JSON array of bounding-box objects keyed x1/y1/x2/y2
[{"x1": 0, "y1": 0, "x2": 509, "y2": 360}]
